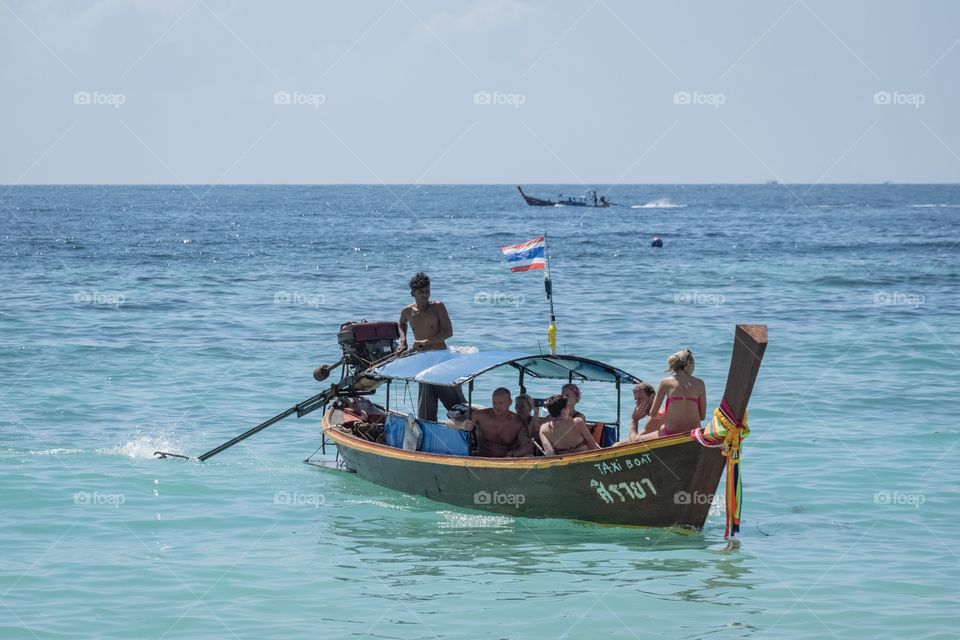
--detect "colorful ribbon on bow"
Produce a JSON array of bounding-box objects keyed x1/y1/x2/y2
[{"x1": 692, "y1": 398, "x2": 749, "y2": 538}]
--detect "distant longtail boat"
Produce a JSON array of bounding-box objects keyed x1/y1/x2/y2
[{"x1": 517, "y1": 186, "x2": 613, "y2": 207}]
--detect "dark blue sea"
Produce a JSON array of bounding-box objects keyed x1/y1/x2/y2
[{"x1": 2, "y1": 184, "x2": 958, "y2": 638}]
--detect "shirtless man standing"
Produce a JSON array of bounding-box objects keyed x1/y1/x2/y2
[
  {"x1": 398, "y1": 272, "x2": 465, "y2": 420},
  {"x1": 464, "y1": 388, "x2": 534, "y2": 458}
]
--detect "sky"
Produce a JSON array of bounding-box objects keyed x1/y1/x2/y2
[{"x1": 1, "y1": 0, "x2": 958, "y2": 184}]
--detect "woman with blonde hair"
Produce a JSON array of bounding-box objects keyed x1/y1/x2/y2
[{"x1": 632, "y1": 349, "x2": 706, "y2": 442}]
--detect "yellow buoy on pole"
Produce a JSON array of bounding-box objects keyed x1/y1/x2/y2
[{"x1": 543, "y1": 232, "x2": 557, "y2": 355}]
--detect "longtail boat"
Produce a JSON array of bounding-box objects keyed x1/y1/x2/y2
[
  {"x1": 517, "y1": 186, "x2": 613, "y2": 208},
  {"x1": 308, "y1": 323, "x2": 767, "y2": 534}
]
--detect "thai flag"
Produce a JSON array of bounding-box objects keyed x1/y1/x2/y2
[{"x1": 501, "y1": 236, "x2": 546, "y2": 272}]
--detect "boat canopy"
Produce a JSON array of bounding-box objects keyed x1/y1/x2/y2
[{"x1": 368, "y1": 349, "x2": 640, "y2": 387}]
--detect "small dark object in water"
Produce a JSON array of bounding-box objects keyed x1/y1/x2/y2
[
  {"x1": 651, "y1": 237, "x2": 664, "y2": 248},
  {"x1": 154, "y1": 451, "x2": 189, "y2": 460}
]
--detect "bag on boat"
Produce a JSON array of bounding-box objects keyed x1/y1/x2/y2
[{"x1": 402, "y1": 414, "x2": 422, "y2": 451}]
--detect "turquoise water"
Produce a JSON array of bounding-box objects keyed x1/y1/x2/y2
[{"x1": 2, "y1": 184, "x2": 958, "y2": 638}]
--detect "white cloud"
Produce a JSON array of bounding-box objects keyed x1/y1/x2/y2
[{"x1": 427, "y1": 0, "x2": 537, "y2": 37}]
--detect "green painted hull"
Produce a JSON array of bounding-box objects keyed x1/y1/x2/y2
[{"x1": 319, "y1": 422, "x2": 725, "y2": 529}]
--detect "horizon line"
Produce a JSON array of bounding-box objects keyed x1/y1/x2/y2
[{"x1": 3, "y1": 181, "x2": 959, "y2": 187}]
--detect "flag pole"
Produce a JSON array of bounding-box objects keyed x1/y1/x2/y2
[{"x1": 543, "y1": 232, "x2": 557, "y2": 354}]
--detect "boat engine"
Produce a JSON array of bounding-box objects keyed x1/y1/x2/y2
[{"x1": 314, "y1": 320, "x2": 400, "y2": 381}]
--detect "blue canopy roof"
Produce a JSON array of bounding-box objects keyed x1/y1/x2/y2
[{"x1": 369, "y1": 349, "x2": 640, "y2": 387}]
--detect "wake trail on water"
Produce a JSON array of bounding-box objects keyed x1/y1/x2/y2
[
  {"x1": 631, "y1": 198, "x2": 687, "y2": 209},
  {"x1": 27, "y1": 447, "x2": 86, "y2": 455}
]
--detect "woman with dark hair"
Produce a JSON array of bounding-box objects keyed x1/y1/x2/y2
[
  {"x1": 561, "y1": 382, "x2": 605, "y2": 444},
  {"x1": 633, "y1": 349, "x2": 706, "y2": 442},
  {"x1": 560, "y1": 383, "x2": 585, "y2": 420},
  {"x1": 539, "y1": 394, "x2": 600, "y2": 456},
  {"x1": 513, "y1": 393, "x2": 541, "y2": 449}
]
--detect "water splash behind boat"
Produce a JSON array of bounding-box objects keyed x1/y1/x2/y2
[
  {"x1": 631, "y1": 198, "x2": 687, "y2": 209},
  {"x1": 99, "y1": 432, "x2": 184, "y2": 459}
]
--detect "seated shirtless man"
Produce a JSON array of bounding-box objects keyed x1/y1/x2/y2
[
  {"x1": 539, "y1": 394, "x2": 600, "y2": 456},
  {"x1": 463, "y1": 388, "x2": 534, "y2": 458},
  {"x1": 398, "y1": 272, "x2": 465, "y2": 421}
]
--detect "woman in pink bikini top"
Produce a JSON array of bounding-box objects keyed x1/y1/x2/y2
[{"x1": 634, "y1": 349, "x2": 707, "y2": 442}]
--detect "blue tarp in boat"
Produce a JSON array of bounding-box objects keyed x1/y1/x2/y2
[
  {"x1": 384, "y1": 414, "x2": 408, "y2": 449},
  {"x1": 383, "y1": 413, "x2": 470, "y2": 456},
  {"x1": 419, "y1": 420, "x2": 470, "y2": 456}
]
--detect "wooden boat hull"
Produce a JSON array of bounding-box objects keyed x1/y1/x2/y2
[
  {"x1": 313, "y1": 324, "x2": 766, "y2": 531},
  {"x1": 320, "y1": 420, "x2": 725, "y2": 529},
  {"x1": 517, "y1": 186, "x2": 555, "y2": 206}
]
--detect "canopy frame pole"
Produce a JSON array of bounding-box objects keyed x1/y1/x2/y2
[
  {"x1": 386, "y1": 380, "x2": 391, "y2": 412},
  {"x1": 518, "y1": 369, "x2": 526, "y2": 395},
  {"x1": 544, "y1": 232, "x2": 557, "y2": 355},
  {"x1": 616, "y1": 378, "x2": 622, "y2": 441},
  {"x1": 467, "y1": 379, "x2": 476, "y2": 456}
]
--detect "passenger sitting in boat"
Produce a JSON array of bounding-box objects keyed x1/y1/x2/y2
[
  {"x1": 560, "y1": 383, "x2": 585, "y2": 420},
  {"x1": 463, "y1": 388, "x2": 534, "y2": 458},
  {"x1": 513, "y1": 393, "x2": 542, "y2": 451},
  {"x1": 539, "y1": 395, "x2": 600, "y2": 456},
  {"x1": 398, "y1": 272, "x2": 466, "y2": 421},
  {"x1": 633, "y1": 349, "x2": 706, "y2": 442},
  {"x1": 620, "y1": 382, "x2": 657, "y2": 443},
  {"x1": 562, "y1": 383, "x2": 603, "y2": 444}
]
